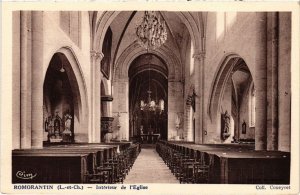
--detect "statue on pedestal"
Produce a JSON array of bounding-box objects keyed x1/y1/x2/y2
[
  {"x1": 221, "y1": 110, "x2": 231, "y2": 140},
  {"x1": 63, "y1": 112, "x2": 72, "y2": 135}
]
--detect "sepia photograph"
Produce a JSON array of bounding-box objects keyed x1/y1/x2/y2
[{"x1": 1, "y1": 2, "x2": 299, "y2": 195}]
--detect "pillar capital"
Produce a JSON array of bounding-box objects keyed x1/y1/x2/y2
[
  {"x1": 90, "y1": 50, "x2": 104, "y2": 60},
  {"x1": 193, "y1": 52, "x2": 206, "y2": 60}
]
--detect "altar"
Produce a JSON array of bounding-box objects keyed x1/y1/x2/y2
[{"x1": 140, "y1": 134, "x2": 160, "y2": 144}]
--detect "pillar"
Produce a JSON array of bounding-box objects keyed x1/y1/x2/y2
[
  {"x1": 267, "y1": 12, "x2": 279, "y2": 150},
  {"x1": 278, "y1": 13, "x2": 291, "y2": 152},
  {"x1": 255, "y1": 12, "x2": 267, "y2": 150},
  {"x1": 90, "y1": 51, "x2": 104, "y2": 143},
  {"x1": 12, "y1": 11, "x2": 21, "y2": 149},
  {"x1": 31, "y1": 11, "x2": 44, "y2": 148},
  {"x1": 114, "y1": 78, "x2": 129, "y2": 140},
  {"x1": 20, "y1": 11, "x2": 32, "y2": 149},
  {"x1": 101, "y1": 95, "x2": 114, "y2": 141},
  {"x1": 184, "y1": 105, "x2": 191, "y2": 141},
  {"x1": 167, "y1": 80, "x2": 183, "y2": 140},
  {"x1": 193, "y1": 52, "x2": 205, "y2": 144}
]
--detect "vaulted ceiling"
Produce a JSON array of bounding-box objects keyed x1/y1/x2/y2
[
  {"x1": 100, "y1": 11, "x2": 191, "y2": 78},
  {"x1": 231, "y1": 62, "x2": 253, "y2": 107}
]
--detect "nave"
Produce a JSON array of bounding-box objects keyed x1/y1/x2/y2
[
  {"x1": 124, "y1": 146, "x2": 178, "y2": 183},
  {"x1": 10, "y1": 11, "x2": 292, "y2": 186}
]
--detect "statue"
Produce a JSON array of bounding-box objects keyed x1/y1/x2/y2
[
  {"x1": 221, "y1": 111, "x2": 231, "y2": 140},
  {"x1": 104, "y1": 132, "x2": 113, "y2": 143},
  {"x1": 63, "y1": 112, "x2": 72, "y2": 135},
  {"x1": 175, "y1": 113, "x2": 181, "y2": 128},
  {"x1": 47, "y1": 112, "x2": 63, "y2": 142},
  {"x1": 44, "y1": 117, "x2": 49, "y2": 132},
  {"x1": 242, "y1": 121, "x2": 247, "y2": 134},
  {"x1": 223, "y1": 111, "x2": 230, "y2": 133},
  {"x1": 48, "y1": 116, "x2": 54, "y2": 139},
  {"x1": 175, "y1": 113, "x2": 182, "y2": 138},
  {"x1": 54, "y1": 112, "x2": 62, "y2": 138}
]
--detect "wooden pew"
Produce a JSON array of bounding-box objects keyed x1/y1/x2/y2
[
  {"x1": 46, "y1": 143, "x2": 136, "y2": 183},
  {"x1": 183, "y1": 144, "x2": 290, "y2": 184},
  {"x1": 159, "y1": 141, "x2": 290, "y2": 184},
  {"x1": 46, "y1": 144, "x2": 119, "y2": 162},
  {"x1": 12, "y1": 152, "x2": 89, "y2": 183},
  {"x1": 13, "y1": 149, "x2": 97, "y2": 174},
  {"x1": 12, "y1": 145, "x2": 116, "y2": 184},
  {"x1": 12, "y1": 142, "x2": 137, "y2": 184}
]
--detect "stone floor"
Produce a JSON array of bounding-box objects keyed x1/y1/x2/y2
[{"x1": 124, "y1": 147, "x2": 179, "y2": 183}]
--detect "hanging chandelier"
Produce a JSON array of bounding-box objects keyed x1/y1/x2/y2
[
  {"x1": 136, "y1": 11, "x2": 167, "y2": 50},
  {"x1": 140, "y1": 91, "x2": 164, "y2": 112},
  {"x1": 140, "y1": 56, "x2": 165, "y2": 113},
  {"x1": 60, "y1": 61, "x2": 65, "y2": 73}
]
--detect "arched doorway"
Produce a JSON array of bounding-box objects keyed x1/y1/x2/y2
[
  {"x1": 43, "y1": 53, "x2": 82, "y2": 143},
  {"x1": 129, "y1": 54, "x2": 168, "y2": 141},
  {"x1": 209, "y1": 55, "x2": 255, "y2": 143}
]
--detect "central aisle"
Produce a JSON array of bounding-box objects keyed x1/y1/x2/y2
[{"x1": 124, "y1": 147, "x2": 179, "y2": 183}]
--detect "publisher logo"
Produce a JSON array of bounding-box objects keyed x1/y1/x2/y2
[{"x1": 16, "y1": 171, "x2": 37, "y2": 180}]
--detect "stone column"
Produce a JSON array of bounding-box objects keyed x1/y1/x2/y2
[
  {"x1": 184, "y1": 105, "x2": 191, "y2": 141},
  {"x1": 278, "y1": 13, "x2": 291, "y2": 152},
  {"x1": 267, "y1": 12, "x2": 279, "y2": 151},
  {"x1": 101, "y1": 95, "x2": 114, "y2": 142},
  {"x1": 193, "y1": 52, "x2": 205, "y2": 144},
  {"x1": 31, "y1": 11, "x2": 44, "y2": 149},
  {"x1": 167, "y1": 81, "x2": 183, "y2": 140},
  {"x1": 90, "y1": 51, "x2": 104, "y2": 143},
  {"x1": 13, "y1": 11, "x2": 21, "y2": 149},
  {"x1": 20, "y1": 11, "x2": 32, "y2": 149},
  {"x1": 115, "y1": 78, "x2": 129, "y2": 140},
  {"x1": 255, "y1": 13, "x2": 267, "y2": 150}
]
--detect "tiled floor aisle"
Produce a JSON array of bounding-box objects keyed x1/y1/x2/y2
[{"x1": 124, "y1": 147, "x2": 179, "y2": 183}]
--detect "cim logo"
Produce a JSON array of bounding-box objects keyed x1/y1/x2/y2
[{"x1": 16, "y1": 171, "x2": 37, "y2": 180}]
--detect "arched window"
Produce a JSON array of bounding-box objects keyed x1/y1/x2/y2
[{"x1": 101, "y1": 27, "x2": 112, "y2": 79}]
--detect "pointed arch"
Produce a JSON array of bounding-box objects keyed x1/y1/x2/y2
[
  {"x1": 43, "y1": 47, "x2": 89, "y2": 142},
  {"x1": 113, "y1": 41, "x2": 181, "y2": 82},
  {"x1": 207, "y1": 53, "x2": 254, "y2": 122}
]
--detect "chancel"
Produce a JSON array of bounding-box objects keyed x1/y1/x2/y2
[{"x1": 12, "y1": 11, "x2": 291, "y2": 184}]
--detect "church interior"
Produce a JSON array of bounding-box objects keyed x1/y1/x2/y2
[{"x1": 11, "y1": 11, "x2": 291, "y2": 184}]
